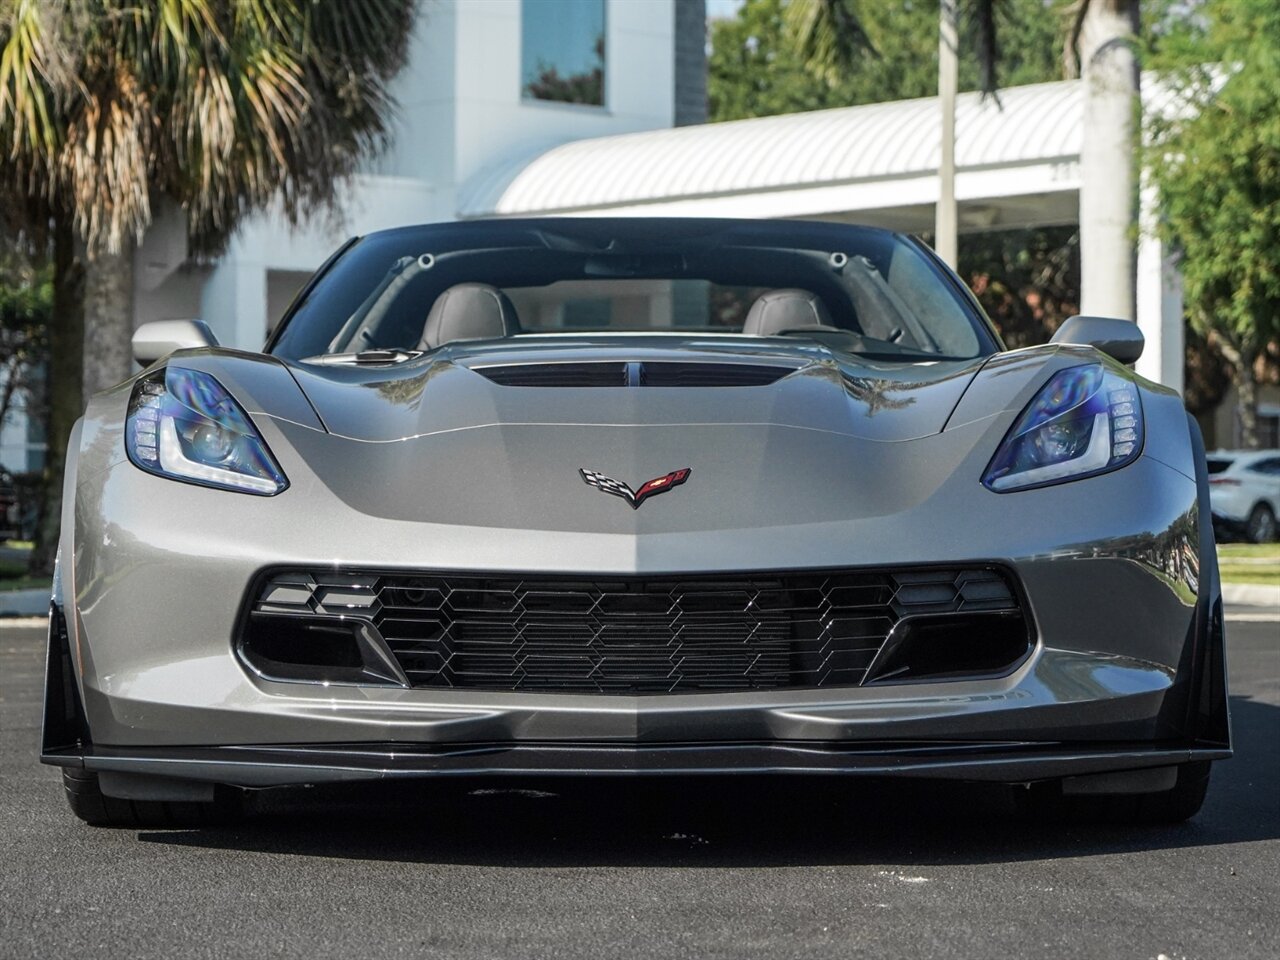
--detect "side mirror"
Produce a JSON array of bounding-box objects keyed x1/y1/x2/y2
[
  {"x1": 133, "y1": 319, "x2": 219, "y2": 366},
  {"x1": 1049, "y1": 315, "x2": 1144, "y2": 364}
]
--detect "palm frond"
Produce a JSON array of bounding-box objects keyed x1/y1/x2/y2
[
  {"x1": 785, "y1": 0, "x2": 879, "y2": 85},
  {"x1": 0, "y1": 0, "x2": 62, "y2": 157},
  {"x1": 1, "y1": 0, "x2": 416, "y2": 255},
  {"x1": 967, "y1": 0, "x2": 1001, "y2": 95}
]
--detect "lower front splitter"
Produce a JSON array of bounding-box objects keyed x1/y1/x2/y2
[{"x1": 41, "y1": 739, "x2": 1231, "y2": 788}]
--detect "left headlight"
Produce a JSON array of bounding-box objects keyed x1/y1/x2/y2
[
  {"x1": 982, "y1": 363, "x2": 1143, "y2": 493},
  {"x1": 126, "y1": 367, "x2": 288, "y2": 495}
]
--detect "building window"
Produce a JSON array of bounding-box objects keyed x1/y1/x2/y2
[
  {"x1": 1258, "y1": 414, "x2": 1280, "y2": 450},
  {"x1": 521, "y1": 0, "x2": 606, "y2": 107}
]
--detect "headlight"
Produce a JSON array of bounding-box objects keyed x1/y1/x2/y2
[
  {"x1": 126, "y1": 367, "x2": 288, "y2": 495},
  {"x1": 982, "y1": 363, "x2": 1143, "y2": 492}
]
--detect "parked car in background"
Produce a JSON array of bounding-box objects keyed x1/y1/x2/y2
[{"x1": 1208, "y1": 450, "x2": 1280, "y2": 542}]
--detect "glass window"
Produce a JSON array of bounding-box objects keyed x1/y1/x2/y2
[
  {"x1": 1248, "y1": 457, "x2": 1280, "y2": 476},
  {"x1": 268, "y1": 220, "x2": 999, "y2": 363},
  {"x1": 521, "y1": 0, "x2": 606, "y2": 106},
  {"x1": 1257, "y1": 417, "x2": 1279, "y2": 451}
]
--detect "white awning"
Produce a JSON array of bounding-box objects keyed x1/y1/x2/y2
[{"x1": 460, "y1": 80, "x2": 1083, "y2": 221}]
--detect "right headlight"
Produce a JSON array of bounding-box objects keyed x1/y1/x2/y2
[
  {"x1": 982, "y1": 363, "x2": 1143, "y2": 493},
  {"x1": 125, "y1": 367, "x2": 288, "y2": 496}
]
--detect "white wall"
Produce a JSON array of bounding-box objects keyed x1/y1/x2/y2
[
  {"x1": 186, "y1": 0, "x2": 678, "y2": 349},
  {"x1": 451, "y1": 0, "x2": 675, "y2": 195},
  {"x1": 198, "y1": 175, "x2": 436, "y2": 347}
]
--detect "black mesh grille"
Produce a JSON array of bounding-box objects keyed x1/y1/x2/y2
[{"x1": 247, "y1": 568, "x2": 1020, "y2": 694}]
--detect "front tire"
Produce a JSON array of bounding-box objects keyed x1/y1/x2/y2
[
  {"x1": 1016, "y1": 761, "x2": 1212, "y2": 825},
  {"x1": 1246, "y1": 503, "x2": 1277, "y2": 543},
  {"x1": 61, "y1": 769, "x2": 244, "y2": 828}
]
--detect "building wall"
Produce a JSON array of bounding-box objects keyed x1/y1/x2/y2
[
  {"x1": 176, "y1": 0, "x2": 678, "y2": 351},
  {"x1": 1203, "y1": 383, "x2": 1280, "y2": 451}
]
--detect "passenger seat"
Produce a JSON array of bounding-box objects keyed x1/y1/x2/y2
[{"x1": 742, "y1": 288, "x2": 835, "y2": 337}]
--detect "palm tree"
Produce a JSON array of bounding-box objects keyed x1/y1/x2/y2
[
  {"x1": 1067, "y1": 0, "x2": 1140, "y2": 321},
  {"x1": 0, "y1": 0, "x2": 416, "y2": 573},
  {"x1": 787, "y1": 0, "x2": 1141, "y2": 317}
]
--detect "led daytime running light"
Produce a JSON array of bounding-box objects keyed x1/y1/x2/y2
[
  {"x1": 125, "y1": 367, "x2": 288, "y2": 496},
  {"x1": 983, "y1": 363, "x2": 1144, "y2": 493}
]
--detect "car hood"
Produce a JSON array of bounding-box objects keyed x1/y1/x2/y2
[
  {"x1": 279, "y1": 336, "x2": 992, "y2": 444},
  {"x1": 145, "y1": 338, "x2": 1104, "y2": 533}
]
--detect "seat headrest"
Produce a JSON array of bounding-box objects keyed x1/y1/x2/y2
[
  {"x1": 742, "y1": 288, "x2": 834, "y2": 337},
  {"x1": 420, "y1": 283, "x2": 521, "y2": 350}
]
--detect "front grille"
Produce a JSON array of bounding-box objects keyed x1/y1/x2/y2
[{"x1": 246, "y1": 568, "x2": 1021, "y2": 694}]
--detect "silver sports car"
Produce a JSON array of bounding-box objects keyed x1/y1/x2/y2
[{"x1": 44, "y1": 218, "x2": 1230, "y2": 827}]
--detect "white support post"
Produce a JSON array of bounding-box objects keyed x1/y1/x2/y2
[
  {"x1": 1135, "y1": 183, "x2": 1184, "y2": 394},
  {"x1": 935, "y1": 0, "x2": 958, "y2": 269}
]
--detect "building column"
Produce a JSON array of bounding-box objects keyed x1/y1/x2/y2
[
  {"x1": 1135, "y1": 184, "x2": 1184, "y2": 395},
  {"x1": 200, "y1": 257, "x2": 267, "y2": 352}
]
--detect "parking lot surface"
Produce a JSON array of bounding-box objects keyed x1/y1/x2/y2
[{"x1": 1, "y1": 612, "x2": 1276, "y2": 959}]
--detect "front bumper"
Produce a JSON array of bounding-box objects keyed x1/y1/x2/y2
[{"x1": 50, "y1": 412, "x2": 1229, "y2": 783}]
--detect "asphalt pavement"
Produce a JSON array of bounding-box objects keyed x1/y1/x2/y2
[{"x1": 1, "y1": 613, "x2": 1277, "y2": 960}]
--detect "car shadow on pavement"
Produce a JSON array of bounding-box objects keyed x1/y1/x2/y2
[{"x1": 139, "y1": 695, "x2": 1280, "y2": 868}]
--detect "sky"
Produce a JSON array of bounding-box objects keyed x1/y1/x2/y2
[{"x1": 707, "y1": 0, "x2": 745, "y2": 21}]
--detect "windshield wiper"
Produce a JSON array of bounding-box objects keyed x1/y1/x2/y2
[{"x1": 302, "y1": 349, "x2": 424, "y2": 366}]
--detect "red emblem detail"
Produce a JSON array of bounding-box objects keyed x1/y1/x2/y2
[{"x1": 580, "y1": 468, "x2": 691, "y2": 509}]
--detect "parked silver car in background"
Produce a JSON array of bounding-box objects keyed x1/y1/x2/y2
[
  {"x1": 1208, "y1": 450, "x2": 1280, "y2": 542},
  {"x1": 44, "y1": 219, "x2": 1230, "y2": 830}
]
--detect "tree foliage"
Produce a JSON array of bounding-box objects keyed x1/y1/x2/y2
[
  {"x1": 0, "y1": 249, "x2": 49, "y2": 441},
  {"x1": 711, "y1": 0, "x2": 1077, "y2": 350},
  {"x1": 0, "y1": 0, "x2": 415, "y2": 257},
  {"x1": 1146, "y1": 0, "x2": 1280, "y2": 445},
  {"x1": 960, "y1": 225, "x2": 1079, "y2": 349},
  {"x1": 0, "y1": 0, "x2": 416, "y2": 573},
  {"x1": 710, "y1": 0, "x2": 1063, "y2": 123}
]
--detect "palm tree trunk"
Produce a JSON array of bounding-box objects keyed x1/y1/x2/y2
[
  {"x1": 81, "y1": 245, "x2": 136, "y2": 397},
  {"x1": 1078, "y1": 0, "x2": 1140, "y2": 321},
  {"x1": 1212, "y1": 334, "x2": 1260, "y2": 449},
  {"x1": 29, "y1": 220, "x2": 84, "y2": 577},
  {"x1": 1236, "y1": 357, "x2": 1259, "y2": 449}
]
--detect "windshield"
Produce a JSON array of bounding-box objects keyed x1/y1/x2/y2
[{"x1": 269, "y1": 219, "x2": 998, "y2": 362}]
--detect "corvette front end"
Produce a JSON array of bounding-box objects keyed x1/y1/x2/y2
[{"x1": 43, "y1": 219, "x2": 1229, "y2": 825}]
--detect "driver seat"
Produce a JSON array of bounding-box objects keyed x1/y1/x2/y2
[{"x1": 419, "y1": 283, "x2": 521, "y2": 350}]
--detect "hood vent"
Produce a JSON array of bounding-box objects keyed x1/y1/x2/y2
[
  {"x1": 639, "y1": 362, "x2": 795, "y2": 387},
  {"x1": 472, "y1": 361, "x2": 797, "y2": 388},
  {"x1": 474, "y1": 362, "x2": 627, "y2": 387}
]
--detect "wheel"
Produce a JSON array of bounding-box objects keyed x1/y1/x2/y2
[
  {"x1": 1015, "y1": 761, "x2": 1212, "y2": 825},
  {"x1": 1246, "y1": 503, "x2": 1277, "y2": 543},
  {"x1": 61, "y1": 768, "x2": 244, "y2": 828}
]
